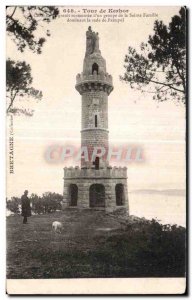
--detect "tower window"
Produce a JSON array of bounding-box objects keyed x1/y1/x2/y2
[
  {"x1": 92, "y1": 63, "x2": 99, "y2": 75},
  {"x1": 95, "y1": 115, "x2": 98, "y2": 127},
  {"x1": 94, "y1": 157, "x2": 99, "y2": 170}
]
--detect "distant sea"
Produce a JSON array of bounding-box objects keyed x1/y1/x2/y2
[{"x1": 129, "y1": 190, "x2": 186, "y2": 227}]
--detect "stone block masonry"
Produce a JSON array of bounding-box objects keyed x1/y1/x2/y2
[{"x1": 63, "y1": 26, "x2": 129, "y2": 213}]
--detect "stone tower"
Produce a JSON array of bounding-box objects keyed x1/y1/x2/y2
[{"x1": 63, "y1": 27, "x2": 129, "y2": 212}]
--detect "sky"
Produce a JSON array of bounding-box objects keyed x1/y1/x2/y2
[{"x1": 6, "y1": 6, "x2": 185, "y2": 201}]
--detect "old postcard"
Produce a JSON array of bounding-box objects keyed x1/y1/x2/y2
[{"x1": 6, "y1": 6, "x2": 187, "y2": 294}]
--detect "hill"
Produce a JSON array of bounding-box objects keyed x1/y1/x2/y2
[{"x1": 7, "y1": 209, "x2": 185, "y2": 278}]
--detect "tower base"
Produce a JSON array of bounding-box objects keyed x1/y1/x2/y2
[{"x1": 63, "y1": 166, "x2": 129, "y2": 213}]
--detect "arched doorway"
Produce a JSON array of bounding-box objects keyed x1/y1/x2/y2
[
  {"x1": 92, "y1": 63, "x2": 99, "y2": 74},
  {"x1": 115, "y1": 184, "x2": 125, "y2": 206},
  {"x1": 69, "y1": 184, "x2": 78, "y2": 206},
  {"x1": 89, "y1": 184, "x2": 105, "y2": 207}
]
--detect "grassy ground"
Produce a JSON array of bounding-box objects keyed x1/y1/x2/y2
[{"x1": 7, "y1": 209, "x2": 186, "y2": 279}]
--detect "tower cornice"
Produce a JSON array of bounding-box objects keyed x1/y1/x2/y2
[
  {"x1": 75, "y1": 73, "x2": 113, "y2": 95},
  {"x1": 81, "y1": 128, "x2": 109, "y2": 133}
]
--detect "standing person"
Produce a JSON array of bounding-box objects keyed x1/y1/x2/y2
[{"x1": 21, "y1": 190, "x2": 31, "y2": 224}]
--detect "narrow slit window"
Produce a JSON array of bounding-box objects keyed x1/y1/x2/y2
[{"x1": 95, "y1": 115, "x2": 98, "y2": 127}]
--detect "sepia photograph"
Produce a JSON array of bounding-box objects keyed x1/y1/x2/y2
[{"x1": 6, "y1": 5, "x2": 187, "y2": 294}]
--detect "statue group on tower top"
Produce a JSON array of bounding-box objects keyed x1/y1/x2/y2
[{"x1": 86, "y1": 26, "x2": 100, "y2": 56}]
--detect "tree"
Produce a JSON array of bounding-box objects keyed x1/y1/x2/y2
[
  {"x1": 6, "y1": 59, "x2": 42, "y2": 115},
  {"x1": 6, "y1": 196, "x2": 21, "y2": 213},
  {"x1": 6, "y1": 6, "x2": 59, "y2": 53},
  {"x1": 121, "y1": 8, "x2": 186, "y2": 103},
  {"x1": 42, "y1": 192, "x2": 63, "y2": 213},
  {"x1": 6, "y1": 6, "x2": 59, "y2": 115},
  {"x1": 30, "y1": 193, "x2": 44, "y2": 214}
]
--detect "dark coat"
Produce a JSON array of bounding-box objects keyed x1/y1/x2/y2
[{"x1": 21, "y1": 194, "x2": 31, "y2": 217}]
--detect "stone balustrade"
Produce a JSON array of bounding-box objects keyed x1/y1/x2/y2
[
  {"x1": 76, "y1": 72, "x2": 113, "y2": 86},
  {"x1": 64, "y1": 166, "x2": 127, "y2": 179}
]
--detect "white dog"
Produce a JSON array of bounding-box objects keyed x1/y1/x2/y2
[{"x1": 52, "y1": 221, "x2": 63, "y2": 233}]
